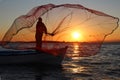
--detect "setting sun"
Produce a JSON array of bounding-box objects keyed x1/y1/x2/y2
[
  {"x1": 72, "y1": 32, "x2": 80, "y2": 39},
  {"x1": 72, "y1": 31, "x2": 82, "y2": 41}
]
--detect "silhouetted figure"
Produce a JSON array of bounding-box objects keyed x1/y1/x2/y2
[{"x1": 35, "y1": 17, "x2": 47, "y2": 49}]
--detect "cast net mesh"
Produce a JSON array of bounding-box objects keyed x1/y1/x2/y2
[{"x1": 1, "y1": 4, "x2": 119, "y2": 57}]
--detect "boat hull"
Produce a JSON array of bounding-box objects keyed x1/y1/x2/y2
[{"x1": 0, "y1": 51, "x2": 64, "y2": 66}]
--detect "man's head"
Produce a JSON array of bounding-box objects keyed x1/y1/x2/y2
[{"x1": 38, "y1": 17, "x2": 42, "y2": 22}]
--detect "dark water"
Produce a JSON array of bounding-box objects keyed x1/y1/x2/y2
[{"x1": 0, "y1": 43, "x2": 120, "y2": 80}]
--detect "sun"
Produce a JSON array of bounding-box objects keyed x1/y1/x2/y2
[
  {"x1": 72, "y1": 31, "x2": 82, "y2": 41},
  {"x1": 72, "y1": 32, "x2": 80, "y2": 39}
]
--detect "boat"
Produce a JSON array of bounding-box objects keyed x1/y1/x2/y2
[{"x1": 0, "y1": 46, "x2": 68, "y2": 66}]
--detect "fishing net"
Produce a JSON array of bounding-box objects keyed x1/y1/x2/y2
[{"x1": 1, "y1": 4, "x2": 119, "y2": 57}]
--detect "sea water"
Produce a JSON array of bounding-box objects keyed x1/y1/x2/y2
[{"x1": 0, "y1": 43, "x2": 119, "y2": 80}]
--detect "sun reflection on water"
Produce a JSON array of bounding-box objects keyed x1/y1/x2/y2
[
  {"x1": 70, "y1": 43, "x2": 81, "y2": 60},
  {"x1": 70, "y1": 65, "x2": 86, "y2": 73},
  {"x1": 64, "y1": 43, "x2": 88, "y2": 73},
  {"x1": 73, "y1": 44, "x2": 80, "y2": 53}
]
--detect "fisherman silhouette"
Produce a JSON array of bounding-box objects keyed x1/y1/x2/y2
[{"x1": 35, "y1": 17, "x2": 47, "y2": 49}]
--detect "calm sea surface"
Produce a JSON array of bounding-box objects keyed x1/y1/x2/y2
[{"x1": 0, "y1": 43, "x2": 119, "y2": 80}]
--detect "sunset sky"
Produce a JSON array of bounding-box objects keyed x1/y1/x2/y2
[{"x1": 0, "y1": 0, "x2": 120, "y2": 42}]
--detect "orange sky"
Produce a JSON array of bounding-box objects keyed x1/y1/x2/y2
[
  {"x1": 0, "y1": 0, "x2": 120, "y2": 42},
  {"x1": 0, "y1": 16, "x2": 119, "y2": 43}
]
